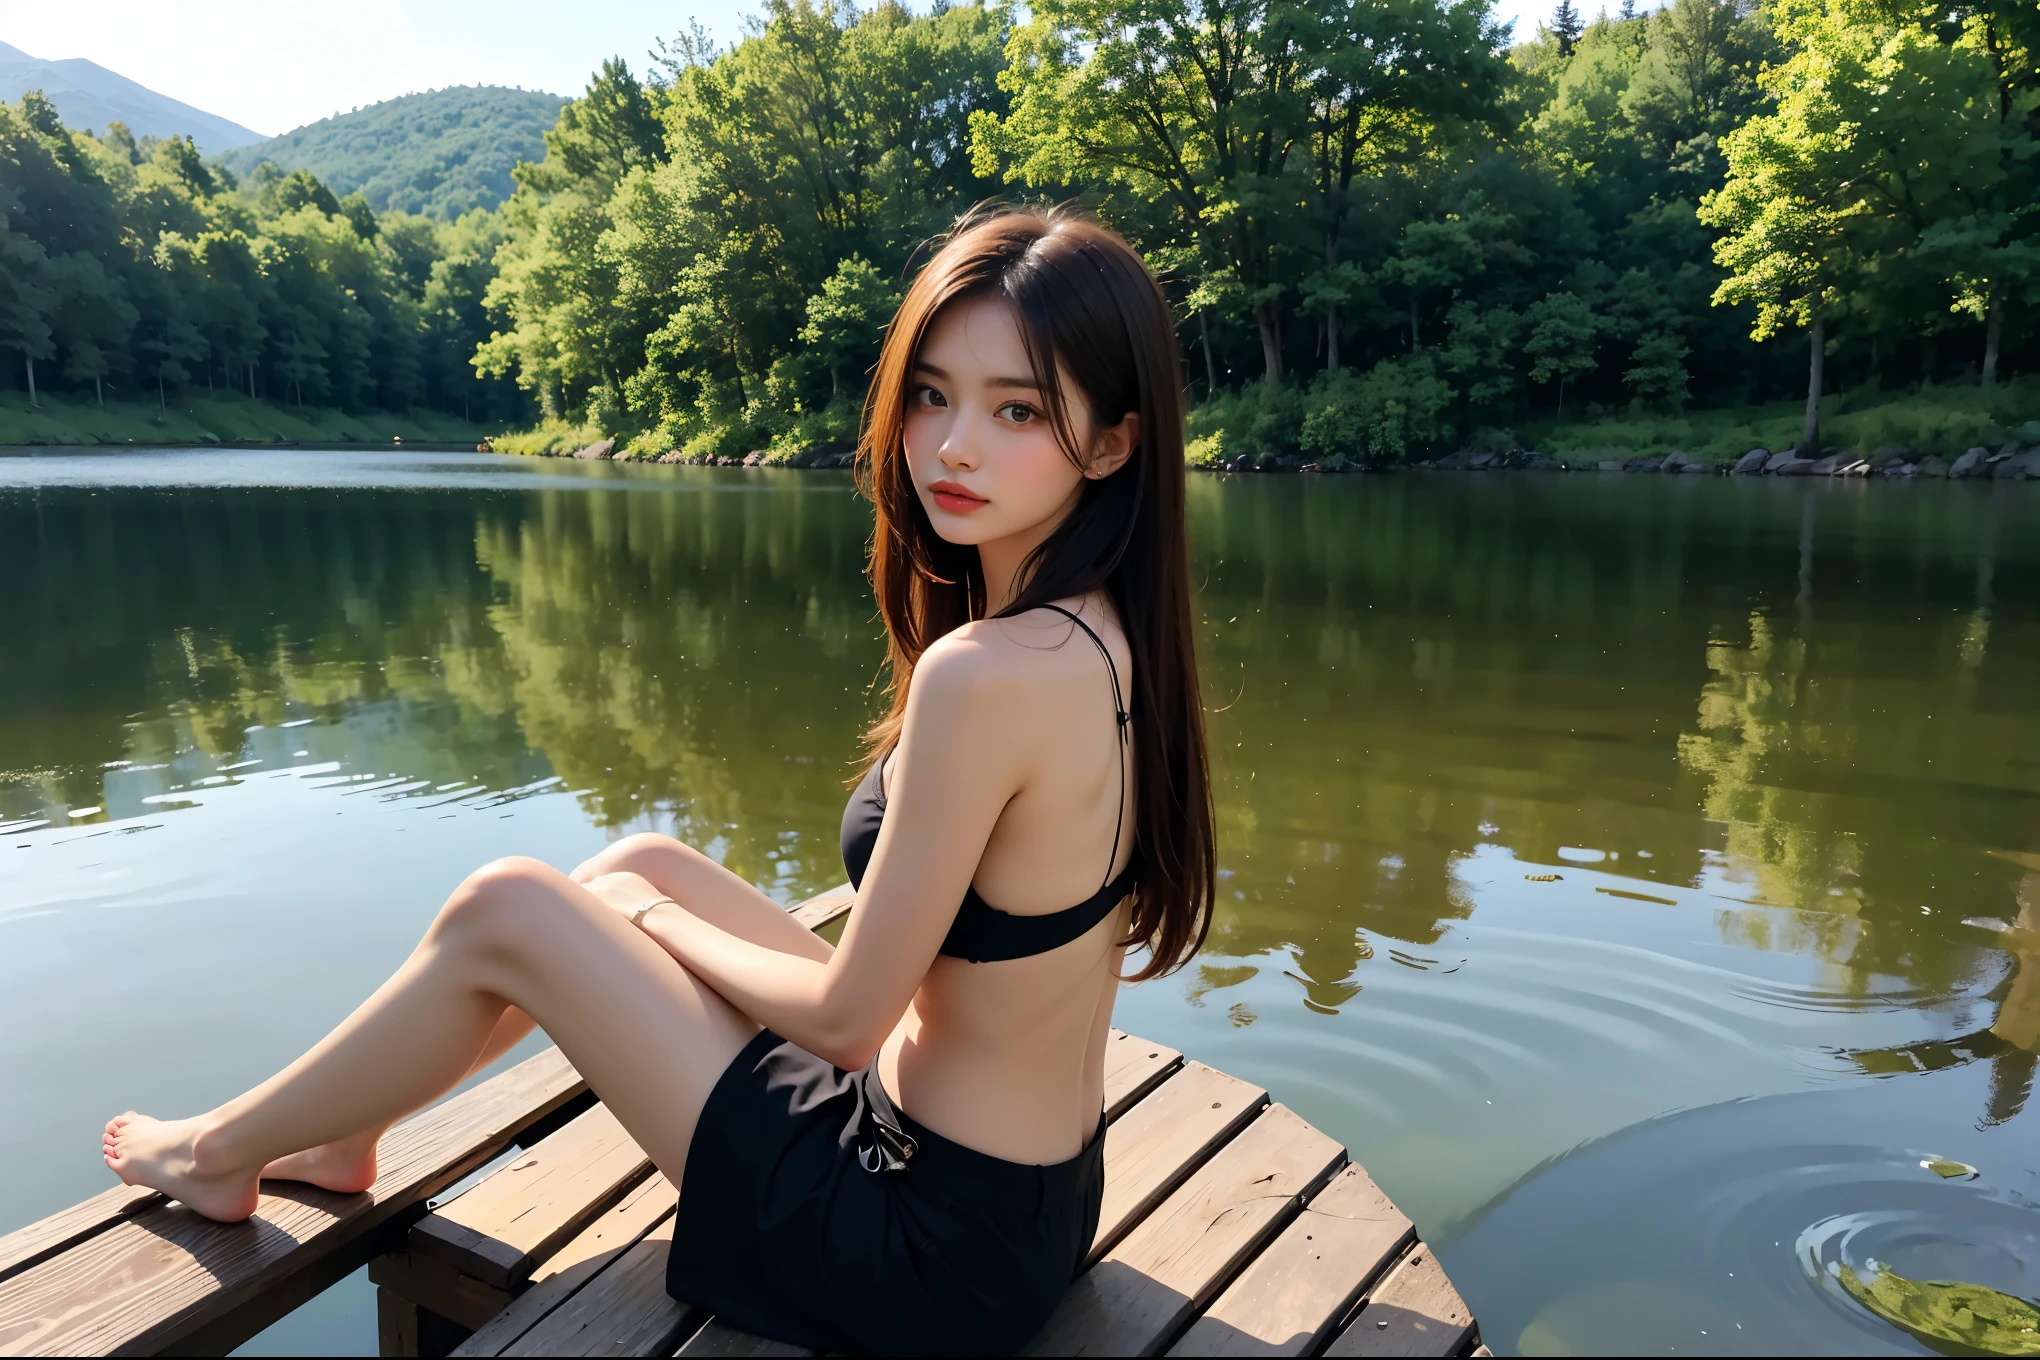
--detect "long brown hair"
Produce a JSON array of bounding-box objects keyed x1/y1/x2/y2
[{"x1": 856, "y1": 204, "x2": 1214, "y2": 980}]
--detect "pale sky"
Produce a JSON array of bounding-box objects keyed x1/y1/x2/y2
[
  {"x1": 8, "y1": 0, "x2": 1553, "y2": 139},
  {"x1": 5, "y1": 1, "x2": 757, "y2": 137}
]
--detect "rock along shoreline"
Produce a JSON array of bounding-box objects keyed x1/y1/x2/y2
[
  {"x1": 523, "y1": 436, "x2": 2040, "y2": 481},
  {"x1": 1201, "y1": 442, "x2": 2040, "y2": 479}
]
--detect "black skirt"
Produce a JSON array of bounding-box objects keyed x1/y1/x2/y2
[{"x1": 665, "y1": 1029, "x2": 1106, "y2": 1356}]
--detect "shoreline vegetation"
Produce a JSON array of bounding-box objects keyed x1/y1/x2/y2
[
  {"x1": 0, "y1": 391, "x2": 488, "y2": 448},
  {"x1": 487, "y1": 374, "x2": 2040, "y2": 472},
  {"x1": 9, "y1": 378, "x2": 2037, "y2": 479},
  {"x1": 4, "y1": 0, "x2": 2034, "y2": 469}
]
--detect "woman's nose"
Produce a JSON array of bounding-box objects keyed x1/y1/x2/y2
[{"x1": 938, "y1": 414, "x2": 982, "y2": 470}]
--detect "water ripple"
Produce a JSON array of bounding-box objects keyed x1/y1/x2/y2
[{"x1": 1446, "y1": 1070, "x2": 2039, "y2": 1356}]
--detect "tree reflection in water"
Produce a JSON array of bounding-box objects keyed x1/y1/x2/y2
[
  {"x1": 1841, "y1": 859, "x2": 2040, "y2": 1128},
  {"x1": 3, "y1": 468, "x2": 2036, "y2": 1043},
  {"x1": 0, "y1": 474, "x2": 884, "y2": 899},
  {"x1": 1182, "y1": 474, "x2": 2038, "y2": 1139}
]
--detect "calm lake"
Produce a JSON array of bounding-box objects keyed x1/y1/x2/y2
[{"x1": 3, "y1": 448, "x2": 2036, "y2": 1356}]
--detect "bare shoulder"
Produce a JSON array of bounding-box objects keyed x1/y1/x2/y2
[{"x1": 927, "y1": 601, "x2": 1130, "y2": 710}]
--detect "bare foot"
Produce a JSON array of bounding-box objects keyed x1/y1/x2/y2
[
  {"x1": 260, "y1": 1131, "x2": 380, "y2": 1195},
  {"x1": 102, "y1": 1112, "x2": 261, "y2": 1222}
]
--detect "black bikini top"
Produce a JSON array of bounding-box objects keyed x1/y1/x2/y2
[{"x1": 840, "y1": 605, "x2": 1137, "y2": 963}]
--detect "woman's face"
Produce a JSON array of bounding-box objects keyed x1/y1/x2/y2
[{"x1": 902, "y1": 295, "x2": 1133, "y2": 550}]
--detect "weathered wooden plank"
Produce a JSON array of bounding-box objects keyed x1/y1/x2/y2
[
  {"x1": 1092, "y1": 1062, "x2": 1267, "y2": 1263},
  {"x1": 412, "y1": 1103, "x2": 652, "y2": 1289},
  {"x1": 673, "y1": 1320, "x2": 816, "y2": 1357},
  {"x1": 0, "y1": 1047, "x2": 586, "y2": 1357},
  {"x1": 377, "y1": 1286, "x2": 421, "y2": 1359},
  {"x1": 1024, "y1": 1105, "x2": 1345, "y2": 1356},
  {"x1": 1166, "y1": 1163, "x2": 1416, "y2": 1357},
  {"x1": 495, "y1": 1221, "x2": 702, "y2": 1357},
  {"x1": 1102, "y1": 1031, "x2": 1183, "y2": 1120},
  {"x1": 1321, "y1": 1245, "x2": 1475, "y2": 1359},
  {"x1": 372, "y1": 1287, "x2": 472, "y2": 1360},
  {"x1": 787, "y1": 883, "x2": 855, "y2": 933},
  {"x1": 0, "y1": 1187, "x2": 162, "y2": 1286},
  {"x1": 370, "y1": 1251, "x2": 513, "y2": 1334},
  {"x1": 449, "y1": 1174, "x2": 676, "y2": 1358}
]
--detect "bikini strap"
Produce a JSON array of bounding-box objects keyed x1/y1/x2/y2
[{"x1": 1039, "y1": 604, "x2": 1130, "y2": 892}]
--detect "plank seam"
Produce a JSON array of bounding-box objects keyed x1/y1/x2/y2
[
  {"x1": 1309, "y1": 1236, "x2": 1424, "y2": 1357},
  {"x1": 1088, "y1": 1089, "x2": 1270, "y2": 1266},
  {"x1": 1150, "y1": 1150, "x2": 1351, "y2": 1358},
  {"x1": 1105, "y1": 1053, "x2": 1185, "y2": 1122}
]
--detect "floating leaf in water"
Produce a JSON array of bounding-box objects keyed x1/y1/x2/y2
[
  {"x1": 1922, "y1": 1158, "x2": 1981, "y2": 1180},
  {"x1": 1837, "y1": 1263, "x2": 2040, "y2": 1356}
]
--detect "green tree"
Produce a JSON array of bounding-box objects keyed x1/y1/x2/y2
[
  {"x1": 1702, "y1": 7, "x2": 1857, "y2": 449},
  {"x1": 48, "y1": 252, "x2": 137, "y2": 403},
  {"x1": 0, "y1": 221, "x2": 56, "y2": 405},
  {"x1": 798, "y1": 256, "x2": 901, "y2": 398},
  {"x1": 519, "y1": 57, "x2": 667, "y2": 193},
  {"x1": 1523, "y1": 290, "x2": 1598, "y2": 414},
  {"x1": 980, "y1": 0, "x2": 1310, "y2": 384},
  {"x1": 569, "y1": 1, "x2": 1005, "y2": 451},
  {"x1": 1550, "y1": 0, "x2": 1585, "y2": 57},
  {"x1": 1285, "y1": 0, "x2": 1507, "y2": 370}
]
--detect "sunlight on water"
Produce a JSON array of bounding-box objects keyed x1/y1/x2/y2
[{"x1": 1, "y1": 450, "x2": 2036, "y2": 1353}]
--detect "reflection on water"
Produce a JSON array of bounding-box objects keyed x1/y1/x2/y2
[
  {"x1": 1, "y1": 452, "x2": 2036, "y2": 1354},
  {"x1": 1, "y1": 463, "x2": 876, "y2": 898}
]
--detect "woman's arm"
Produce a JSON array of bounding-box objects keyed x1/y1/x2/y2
[
  {"x1": 628, "y1": 635, "x2": 1032, "y2": 1068},
  {"x1": 573, "y1": 834, "x2": 836, "y2": 965}
]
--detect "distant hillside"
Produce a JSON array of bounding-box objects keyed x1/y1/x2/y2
[
  {"x1": 218, "y1": 86, "x2": 568, "y2": 220},
  {"x1": 0, "y1": 40, "x2": 264, "y2": 154}
]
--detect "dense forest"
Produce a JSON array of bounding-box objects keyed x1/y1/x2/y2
[
  {"x1": 218, "y1": 87, "x2": 569, "y2": 220},
  {"x1": 2, "y1": 0, "x2": 2035, "y2": 460},
  {"x1": 0, "y1": 92, "x2": 523, "y2": 422}
]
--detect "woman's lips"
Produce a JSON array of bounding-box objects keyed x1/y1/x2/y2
[{"x1": 929, "y1": 480, "x2": 988, "y2": 514}]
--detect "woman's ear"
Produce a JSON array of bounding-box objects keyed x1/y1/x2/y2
[{"x1": 1084, "y1": 412, "x2": 1140, "y2": 480}]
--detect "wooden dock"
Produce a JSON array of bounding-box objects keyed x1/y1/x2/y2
[{"x1": 0, "y1": 886, "x2": 1483, "y2": 1358}]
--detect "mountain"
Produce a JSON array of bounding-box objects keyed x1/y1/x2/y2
[
  {"x1": 0, "y1": 40, "x2": 265, "y2": 154},
  {"x1": 218, "y1": 86, "x2": 569, "y2": 220}
]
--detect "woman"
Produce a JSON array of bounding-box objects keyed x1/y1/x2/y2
[{"x1": 101, "y1": 206, "x2": 1214, "y2": 1355}]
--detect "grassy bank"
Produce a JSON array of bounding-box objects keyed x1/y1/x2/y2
[
  {"x1": 1516, "y1": 380, "x2": 2040, "y2": 464},
  {"x1": 1181, "y1": 375, "x2": 2040, "y2": 469},
  {"x1": 0, "y1": 392, "x2": 491, "y2": 448},
  {"x1": 486, "y1": 417, "x2": 609, "y2": 458}
]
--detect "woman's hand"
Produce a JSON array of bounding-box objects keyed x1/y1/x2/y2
[{"x1": 580, "y1": 870, "x2": 676, "y2": 927}]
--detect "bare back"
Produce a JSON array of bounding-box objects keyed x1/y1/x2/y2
[{"x1": 865, "y1": 599, "x2": 1137, "y2": 1164}]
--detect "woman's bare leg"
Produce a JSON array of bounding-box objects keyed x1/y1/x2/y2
[
  {"x1": 252, "y1": 1005, "x2": 539, "y2": 1194},
  {"x1": 103, "y1": 856, "x2": 757, "y2": 1221},
  {"x1": 255, "y1": 829, "x2": 800, "y2": 1196}
]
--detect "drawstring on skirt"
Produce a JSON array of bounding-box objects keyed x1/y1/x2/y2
[{"x1": 856, "y1": 1067, "x2": 918, "y2": 1173}]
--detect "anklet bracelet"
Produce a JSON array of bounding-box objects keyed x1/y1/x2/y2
[{"x1": 631, "y1": 897, "x2": 678, "y2": 929}]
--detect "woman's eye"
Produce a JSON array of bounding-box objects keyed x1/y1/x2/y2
[
  {"x1": 915, "y1": 386, "x2": 947, "y2": 409},
  {"x1": 1000, "y1": 403, "x2": 1036, "y2": 424}
]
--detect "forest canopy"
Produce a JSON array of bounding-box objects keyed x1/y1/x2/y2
[
  {"x1": 217, "y1": 86, "x2": 570, "y2": 220},
  {"x1": 2, "y1": 0, "x2": 2034, "y2": 460},
  {"x1": 0, "y1": 94, "x2": 521, "y2": 421}
]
